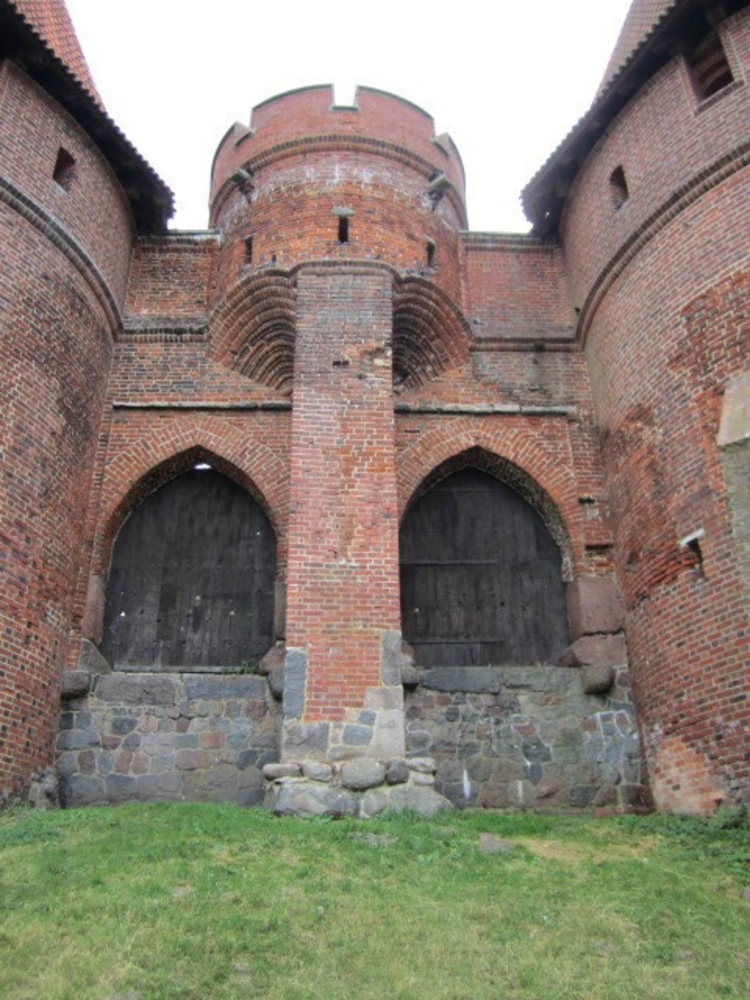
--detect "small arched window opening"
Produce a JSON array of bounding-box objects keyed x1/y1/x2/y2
[
  {"x1": 338, "y1": 215, "x2": 349, "y2": 244},
  {"x1": 688, "y1": 32, "x2": 734, "y2": 101},
  {"x1": 53, "y1": 147, "x2": 75, "y2": 191},
  {"x1": 400, "y1": 468, "x2": 569, "y2": 667},
  {"x1": 102, "y1": 470, "x2": 276, "y2": 670},
  {"x1": 609, "y1": 166, "x2": 629, "y2": 210}
]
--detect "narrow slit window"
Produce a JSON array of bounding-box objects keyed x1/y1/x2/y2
[
  {"x1": 609, "y1": 166, "x2": 629, "y2": 210},
  {"x1": 426, "y1": 241, "x2": 435, "y2": 267},
  {"x1": 244, "y1": 236, "x2": 253, "y2": 263},
  {"x1": 53, "y1": 147, "x2": 75, "y2": 191},
  {"x1": 338, "y1": 215, "x2": 349, "y2": 244},
  {"x1": 689, "y1": 32, "x2": 734, "y2": 101}
]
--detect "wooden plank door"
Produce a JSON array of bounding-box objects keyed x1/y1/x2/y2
[
  {"x1": 400, "y1": 469, "x2": 569, "y2": 666},
  {"x1": 102, "y1": 470, "x2": 276, "y2": 669}
]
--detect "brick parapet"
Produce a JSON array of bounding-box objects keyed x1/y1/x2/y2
[{"x1": 459, "y1": 233, "x2": 576, "y2": 342}]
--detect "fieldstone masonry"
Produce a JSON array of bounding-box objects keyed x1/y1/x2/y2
[
  {"x1": 56, "y1": 673, "x2": 281, "y2": 807},
  {"x1": 404, "y1": 664, "x2": 641, "y2": 810}
]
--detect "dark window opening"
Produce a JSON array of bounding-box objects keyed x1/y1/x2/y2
[
  {"x1": 610, "y1": 166, "x2": 629, "y2": 209},
  {"x1": 426, "y1": 241, "x2": 435, "y2": 267},
  {"x1": 244, "y1": 236, "x2": 253, "y2": 263},
  {"x1": 682, "y1": 533, "x2": 705, "y2": 577},
  {"x1": 338, "y1": 215, "x2": 349, "y2": 244},
  {"x1": 53, "y1": 147, "x2": 75, "y2": 190},
  {"x1": 688, "y1": 32, "x2": 734, "y2": 100}
]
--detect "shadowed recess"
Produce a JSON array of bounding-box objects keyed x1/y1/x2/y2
[
  {"x1": 211, "y1": 270, "x2": 296, "y2": 393},
  {"x1": 392, "y1": 277, "x2": 471, "y2": 389}
]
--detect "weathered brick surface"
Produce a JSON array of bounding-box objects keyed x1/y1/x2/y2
[
  {"x1": 2, "y1": 4, "x2": 749, "y2": 812},
  {"x1": 561, "y1": 7, "x2": 750, "y2": 812},
  {"x1": 284, "y1": 267, "x2": 400, "y2": 724},
  {"x1": 0, "y1": 69, "x2": 131, "y2": 792}
]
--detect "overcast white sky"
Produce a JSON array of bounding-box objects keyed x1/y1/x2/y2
[{"x1": 66, "y1": 0, "x2": 632, "y2": 233}]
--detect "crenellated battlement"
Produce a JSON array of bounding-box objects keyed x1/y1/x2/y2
[{"x1": 210, "y1": 84, "x2": 465, "y2": 223}]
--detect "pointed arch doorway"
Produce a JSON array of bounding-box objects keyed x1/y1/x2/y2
[
  {"x1": 400, "y1": 468, "x2": 569, "y2": 667},
  {"x1": 102, "y1": 469, "x2": 276, "y2": 670}
]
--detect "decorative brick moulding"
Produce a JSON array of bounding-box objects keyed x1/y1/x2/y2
[{"x1": 2, "y1": 2, "x2": 749, "y2": 817}]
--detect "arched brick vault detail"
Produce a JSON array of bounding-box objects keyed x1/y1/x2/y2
[
  {"x1": 210, "y1": 270, "x2": 296, "y2": 393},
  {"x1": 92, "y1": 417, "x2": 289, "y2": 580},
  {"x1": 392, "y1": 276, "x2": 471, "y2": 389},
  {"x1": 396, "y1": 422, "x2": 585, "y2": 580}
]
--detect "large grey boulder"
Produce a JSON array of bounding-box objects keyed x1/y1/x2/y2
[
  {"x1": 388, "y1": 785, "x2": 452, "y2": 817},
  {"x1": 269, "y1": 781, "x2": 358, "y2": 818},
  {"x1": 340, "y1": 759, "x2": 386, "y2": 790}
]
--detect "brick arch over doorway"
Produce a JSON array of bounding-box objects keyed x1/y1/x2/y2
[
  {"x1": 396, "y1": 425, "x2": 582, "y2": 579},
  {"x1": 78, "y1": 418, "x2": 289, "y2": 649}
]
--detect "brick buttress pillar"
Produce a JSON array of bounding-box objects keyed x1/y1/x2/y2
[{"x1": 281, "y1": 265, "x2": 405, "y2": 765}]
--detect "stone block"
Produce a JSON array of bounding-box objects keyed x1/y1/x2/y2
[
  {"x1": 269, "y1": 782, "x2": 358, "y2": 818},
  {"x1": 259, "y1": 643, "x2": 285, "y2": 676},
  {"x1": 60, "y1": 671, "x2": 92, "y2": 700},
  {"x1": 283, "y1": 721, "x2": 329, "y2": 755},
  {"x1": 340, "y1": 759, "x2": 385, "y2": 790},
  {"x1": 388, "y1": 785, "x2": 452, "y2": 817},
  {"x1": 581, "y1": 664, "x2": 616, "y2": 695},
  {"x1": 268, "y1": 664, "x2": 284, "y2": 700},
  {"x1": 60, "y1": 774, "x2": 106, "y2": 807},
  {"x1": 77, "y1": 638, "x2": 112, "y2": 675},
  {"x1": 137, "y1": 771, "x2": 182, "y2": 801},
  {"x1": 182, "y1": 765, "x2": 238, "y2": 801},
  {"x1": 385, "y1": 759, "x2": 410, "y2": 784},
  {"x1": 360, "y1": 788, "x2": 390, "y2": 818},
  {"x1": 343, "y1": 724, "x2": 373, "y2": 747},
  {"x1": 407, "y1": 757, "x2": 437, "y2": 774},
  {"x1": 303, "y1": 761, "x2": 333, "y2": 782},
  {"x1": 380, "y1": 630, "x2": 403, "y2": 686},
  {"x1": 263, "y1": 762, "x2": 301, "y2": 779},
  {"x1": 560, "y1": 635, "x2": 627, "y2": 669},
  {"x1": 420, "y1": 667, "x2": 503, "y2": 693},
  {"x1": 105, "y1": 773, "x2": 138, "y2": 803},
  {"x1": 57, "y1": 729, "x2": 100, "y2": 751},
  {"x1": 283, "y1": 648, "x2": 307, "y2": 719},
  {"x1": 184, "y1": 675, "x2": 266, "y2": 701},
  {"x1": 365, "y1": 686, "x2": 403, "y2": 710},
  {"x1": 95, "y1": 674, "x2": 177, "y2": 706},
  {"x1": 566, "y1": 575, "x2": 625, "y2": 639},
  {"x1": 142, "y1": 732, "x2": 175, "y2": 756},
  {"x1": 111, "y1": 716, "x2": 137, "y2": 736}
]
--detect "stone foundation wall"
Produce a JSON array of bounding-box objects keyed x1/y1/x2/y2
[
  {"x1": 56, "y1": 673, "x2": 281, "y2": 807},
  {"x1": 404, "y1": 665, "x2": 643, "y2": 811}
]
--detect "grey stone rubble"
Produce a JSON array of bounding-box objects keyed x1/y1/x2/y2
[
  {"x1": 404, "y1": 663, "x2": 643, "y2": 811},
  {"x1": 52, "y1": 638, "x2": 644, "y2": 813},
  {"x1": 263, "y1": 756, "x2": 452, "y2": 818},
  {"x1": 56, "y1": 672, "x2": 281, "y2": 807}
]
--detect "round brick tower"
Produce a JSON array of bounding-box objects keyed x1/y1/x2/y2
[
  {"x1": 208, "y1": 87, "x2": 470, "y2": 804},
  {"x1": 524, "y1": 0, "x2": 750, "y2": 812},
  {"x1": 0, "y1": 0, "x2": 171, "y2": 799}
]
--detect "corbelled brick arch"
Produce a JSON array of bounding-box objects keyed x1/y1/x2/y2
[
  {"x1": 396, "y1": 422, "x2": 584, "y2": 579},
  {"x1": 392, "y1": 276, "x2": 471, "y2": 389},
  {"x1": 210, "y1": 270, "x2": 296, "y2": 393}
]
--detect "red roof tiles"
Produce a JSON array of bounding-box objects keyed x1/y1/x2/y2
[
  {"x1": 9, "y1": 0, "x2": 103, "y2": 106},
  {"x1": 597, "y1": 0, "x2": 679, "y2": 97}
]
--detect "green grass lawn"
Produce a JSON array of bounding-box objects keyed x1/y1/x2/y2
[{"x1": 0, "y1": 804, "x2": 748, "y2": 1000}]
